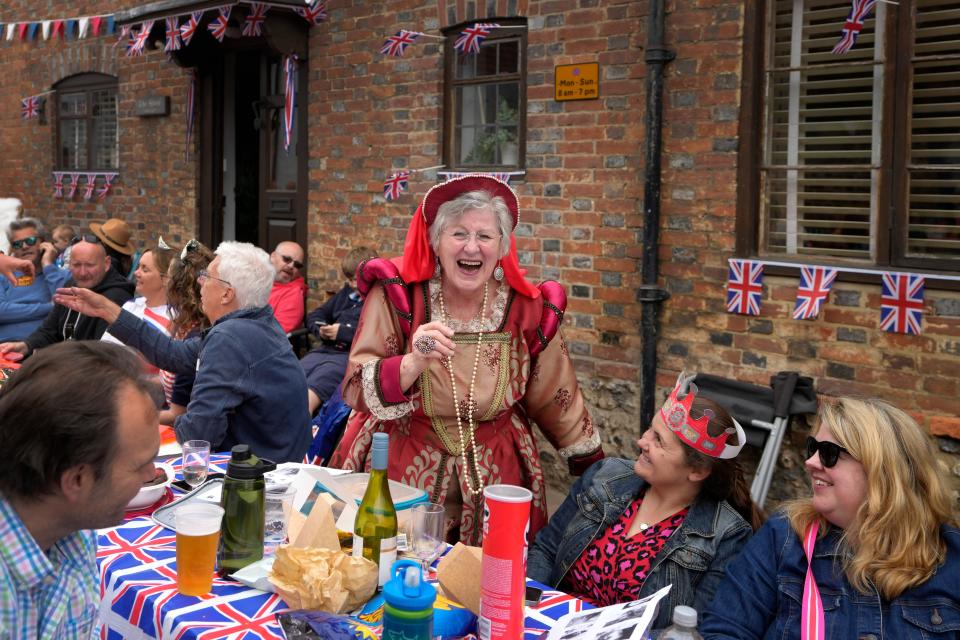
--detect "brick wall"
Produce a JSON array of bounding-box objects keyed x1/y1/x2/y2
[{"x1": 0, "y1": 0, "x2": 957, "y2": 506}]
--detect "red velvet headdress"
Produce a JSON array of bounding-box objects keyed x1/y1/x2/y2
[
  {"x1": 397, "y1": 174, "x2": 539, "y2": 299},
  {"x1": 659, "y1": 373, "x2": 746, "y2": 459}
]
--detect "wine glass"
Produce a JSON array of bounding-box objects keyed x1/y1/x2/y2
[
  {"x1": 181, "y1": 440, "x2": 211, "y2": 489},
  {"x1": 409, "y1": 502, "x2": 446, "y2": 576}
]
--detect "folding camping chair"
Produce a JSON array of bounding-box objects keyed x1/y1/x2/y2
[{"x1": 692, "y1": 372, "x2": 817, "y2": 507}]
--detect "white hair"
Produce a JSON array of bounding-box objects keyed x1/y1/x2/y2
[
  {"x1": 429, "y1": 190, "x2": 512, "y2": 258},
  {"x1": 215, "y1": 241, "x2": 275, "y2": 309}
]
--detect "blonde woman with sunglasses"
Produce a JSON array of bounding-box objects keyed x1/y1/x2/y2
[{"x1": 702, "y1": 397, "x2": 959, "y2": 639}]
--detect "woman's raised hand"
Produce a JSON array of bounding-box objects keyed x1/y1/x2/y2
[
  {"x1": 53, "y1": 287, "x2": 123, "y2": 325},
  {"x1": 399, "y1": 321, "x2": 456, "y2": 391}
]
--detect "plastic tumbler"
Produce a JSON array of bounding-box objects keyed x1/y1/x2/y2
[
  {"x1": 175, "y1": 503, "x2": 224, "y2": 596},
  {"x1": 478, "y1": 484, "x2": 532, "y2": 640}
]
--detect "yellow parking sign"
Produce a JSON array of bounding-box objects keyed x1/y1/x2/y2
[{"x1": 555, "y1": 63, "x2": 599, "y2": 101}]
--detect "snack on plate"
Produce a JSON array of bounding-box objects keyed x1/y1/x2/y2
[
  {"x1": 269, "y1": 546, "x2": 378, "y2": 614},
  {"x1": 143, "y1": 465, "x2": 168, "y2": 487}
]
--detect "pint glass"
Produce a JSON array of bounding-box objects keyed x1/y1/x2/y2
[{"x1": 175, "y1": 503, "x2": 224, "y2": 596}]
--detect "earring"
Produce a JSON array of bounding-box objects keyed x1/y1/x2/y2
[
  {"x1": 493, "y1": 261, "x2": 504, "y2": 282},
  {"x1": 433, "y1": 257, "x2": 442, "y2": 279}
]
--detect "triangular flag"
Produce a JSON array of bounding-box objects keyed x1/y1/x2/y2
[
  {"x1": 91, "y1": 16, "x2": 102, "y2": 36},
  {"x1": 26, "y1": 23, "x2": 38, "y2": 41},
  {"x1": 52, "y1": 20, "x2": 64, "y2": 39},
  {"x1": 41, "y1": 21, "x2": 50, "y2": 40},
  {"x1": 78, "y1": 17, "x2": 89, "y2": 39},
  {"x1": 5, "y1": 23, "x2": 15, "y2": 40},
  {"x1": 65, "y1": 19, "x2": 77, "y2": 40},
  {"x1": 105, "y1": 15, "x2": 115, "y2": 35},
  {"x1": 18, "y1": 22, "x2": 28, "y2": 40}
]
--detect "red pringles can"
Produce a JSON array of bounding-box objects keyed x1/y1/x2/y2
[{"x1": 478, "y1": 484, "x2": 532, "y2": 640}]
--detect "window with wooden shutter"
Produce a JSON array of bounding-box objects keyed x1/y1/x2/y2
[{"x1": 754, "y1": 0, "x2": 960, "y2": 273}]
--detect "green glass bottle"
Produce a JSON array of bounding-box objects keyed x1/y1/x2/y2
[{"x1": 353, "y1": 432, "x2": 398, "y2": 588}]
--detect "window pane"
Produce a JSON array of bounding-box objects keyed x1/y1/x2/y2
[
  {"x1": 474, "y1": 41, "x2": 498, "y2": 76},
  {"x1": 91, "y1": 90, "x2": 118, "y2": 169},
  {"x1": 61, "y1": 119, "x2": 88, "y2": 170},
  {"x1": 458, "y1": 85, "x2": 497, "y2": 126},
  {"x1": 460, "y1": 125, "x2": 497, "y2": 165},
  {"x1": 60, "y1": 92, "x2": 87, "y2": 116},
  {"x1": 499, "y1": 40, "x2": 519, "y2": 73}
]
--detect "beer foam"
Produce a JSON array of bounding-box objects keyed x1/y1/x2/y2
[{"x1": 174, "y1": 504, "x2": 224, "y2": 536}]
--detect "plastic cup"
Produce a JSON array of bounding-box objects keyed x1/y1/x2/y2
[
  {"x1": 478, "y1": 484, "x2": 532, "y2": 640},
  {"x1": 175, "y1": 503, "x2": 224, "y2": 596},
  {"x1": 263, "y1": 486, "x2": 295, "y2": 555}
]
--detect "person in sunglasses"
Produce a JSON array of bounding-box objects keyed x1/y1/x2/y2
[
  {"x1": 701, "y1": 397, "x2": 959, "y2": 639},
  {"x1": 0, "y1": 218, "x2": 71, "y2": 342},
  {"x1": 267, "y1": 241, "x2": 307, "y2": 334}
]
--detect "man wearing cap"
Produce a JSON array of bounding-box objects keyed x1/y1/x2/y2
[
  {"x1": 90, "y1": 218, "x2": 138, "y2": 278},
  {"x1": 267, "y1": 241, "x2": 307, "y2": 333},
  {"x1": 0, "y1": 239, "x2": 134, "y2": 357},
  {"x1": 0, "y1": 218, "x2": 71, "y2": 342}
]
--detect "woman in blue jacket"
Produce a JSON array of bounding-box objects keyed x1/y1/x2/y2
[
  {"x1": 528, "y1": 373, "x2": 762, "y2": 629},
  {"x1": 702, "y1": 397, "x2": 960, "y2": 639}
]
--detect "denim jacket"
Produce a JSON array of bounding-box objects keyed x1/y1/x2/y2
[
  {"x1": 527, "y1": 458, "x2": 752, "y2": 630},
  {"x1": 701, "y1": 513, "x2": 960, "y2": 639}
]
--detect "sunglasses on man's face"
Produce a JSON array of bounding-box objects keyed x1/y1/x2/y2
[
  {"x1": 11, "y1": 235, "x2": 40, "y2": 250},
  {"x1": 279, "y1": 254, "x2": 304, "y2": 270},
  {"x1": 70, "y1": 234, "x2": 101, "y2": 246},
  {"x1": 805, "y1": 436, "x2": 850, "y2": 468}
]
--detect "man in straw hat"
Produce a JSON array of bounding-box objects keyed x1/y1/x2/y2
[{"x1": 89, "y1": 218, "x2": 138, "y2": 278}]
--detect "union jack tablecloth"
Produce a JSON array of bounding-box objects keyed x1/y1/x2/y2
[{"x1": 97, "y1": 454, "x2": 586, "y2": 639}]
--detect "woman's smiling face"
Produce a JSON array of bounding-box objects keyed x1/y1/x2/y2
[{"x1": 435, "y1": 206, "x2": 501, "y2": 297}]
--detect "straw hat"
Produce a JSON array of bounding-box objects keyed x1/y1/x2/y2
[{"x1": 89, "y1": 218, "x2": 136, "y2": 255}]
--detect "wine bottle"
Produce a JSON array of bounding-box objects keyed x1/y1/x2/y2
[{"x1": 353, "y1": 432, "x2": 398, "y2": 587}]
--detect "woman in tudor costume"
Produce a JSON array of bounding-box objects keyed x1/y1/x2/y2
[
  {"x1": 330, "y1": 175, "x2": 603, "y2": 545},
  {"x1": 528, "y1": 373, "x2": 763, "y2": 630}
]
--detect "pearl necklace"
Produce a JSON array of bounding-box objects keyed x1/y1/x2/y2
[{"x1": 437, "y1": 280, "x2": 488, "y2": 498}]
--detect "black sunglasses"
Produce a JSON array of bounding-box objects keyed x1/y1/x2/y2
[
  {"x1": 70, "y1": 234, "x2": 101, "y2": 246},
  {"x1": 280, "y1": 254, "x2": 304, "y2": 270},
  {"x1": 11, "y1": 235, "x2": 40, "y2": 250},
  {"x1": 805, "y1": 436, "x2": 850, "y2": 468}
]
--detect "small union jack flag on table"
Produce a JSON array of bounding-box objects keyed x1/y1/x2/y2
[
  {"x1": 792, "y1": 265, "x2": 838, "y2": 320},
  {"x1": 726, "y1": 259, "x2": 764, "y2": 316},
  {"x1": 380, "y1": 30, "x2": 420, "y2": 57},
  {"x1": 384, "y1": 171, "x2": 410, "y2": 200},
  {"x1": 21, "y1": 95, "x2": 42, "y2": 119},
  {"x1": 207, "y1": 6, "x2": 232, "y2": 43},
  {"x1": 832, "y1": 0, "x2": 878, "y2": 55},
  {"x1": 880, "y1": 272, "x2": 925, "y2": 335},
  {"x1": 454, "y1": 23, "x2": 500, "y2": 54}
]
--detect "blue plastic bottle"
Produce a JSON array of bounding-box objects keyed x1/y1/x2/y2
[{"x1": 382, "y1": 559, "x2": 436, "y2": 640}]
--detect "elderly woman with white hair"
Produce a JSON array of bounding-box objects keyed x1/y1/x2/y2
[
  {"x1": 330, "y1": 175, "x2": 603, "y2": 545},
  {"x1": 54, "y1": 241, "x2": 310, "y2": 463}
]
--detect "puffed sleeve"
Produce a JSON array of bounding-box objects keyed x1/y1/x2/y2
[
  {"x1": 521, "y1": 329, "x2": 603, "y2": 474},
  {"x1": 340, "y1": 282, "x2": 415, "y2": 421}
]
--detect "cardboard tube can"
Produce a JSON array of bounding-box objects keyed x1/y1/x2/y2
[{"x1": 478, "y1": 484, "x2": 532, "y2": 640}]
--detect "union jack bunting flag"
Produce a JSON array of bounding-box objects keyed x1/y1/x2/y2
[
  {"x1": 726, "y1": 259, "x2": 764, "y2": 316},
  {"x1": 454, "y1": 23, "x2": 500, "y2": 54},
  {"x1": 82, "y1": 174, "x2": 97, "y2": 200},
  {"x1": 208, "y1": 6, "x2": 232, "y2": 42},
  {"x1": 792, "y1": 265, "x2": 838, "y2": 320},
  {"x1": 67, "y1": 173, "x2": 81, "y2": 199},
  {"x1": 52, "y1": 172, "x2": 64, "y2": 198},
  {"x1": 127, "y1": 20, "x2": 153, "y2": 56},
  {"x1": 880, "y1": 272, "x2": 925, "y2": 335},
  {"x1": 283, "y1": 54, "x2": 297, "y2": 151},
  {"x1": 380, "y1": 30, "x2": 420, "y2": 56},
  {"x1": 832, "y1": 0, "x2": 878, "y2": 55},
  {"x1": 113, "y1": 24, "x2": 130, "y2": 49},
  {"x1": 242, "y1": 3, "x2": 268, "y2": 37},
  {"x1": 384, "y1": 171, "x2": 410, "y2": 201},
  {"x1": 97, "y1": 173, "x2": 117, "y2": 200},
  {"x1": 20, "y1": 95, "x2": 42, "y2": 119},
  {"x1": 296, "y1": 0, "x2": 328, "y2": 25},
  {"x1": 164, "y1": 16, "x2": 181, "y2": 52},
  {"x1": 179, "y1": 11, "x2": 202, "y2": 45}
]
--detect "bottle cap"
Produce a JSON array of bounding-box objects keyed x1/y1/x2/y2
[
  {"x1": 382, "y1": 559, "x2": 436, "y2": 611},
  {"x1": 673, "y1": 605, "x2": 697, "y2": 627},
  {"x1": 226, "y1": 444, "x2": 277, "y2": 480},
  {"x1": 371, "y1": 432, "x2": 389, "y2": 470}
]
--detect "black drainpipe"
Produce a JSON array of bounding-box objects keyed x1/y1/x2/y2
[{"x1": 638, "y1": 0, "x2": 674, "y2": 430}]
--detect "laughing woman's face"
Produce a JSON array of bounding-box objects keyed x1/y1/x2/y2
[{"x1": 436, "y1": 206, "x2": 501, "y2": 298}]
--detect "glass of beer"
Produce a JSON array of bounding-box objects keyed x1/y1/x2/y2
[
  {"x1": 181, "y1": 440, "x2": 211, "y2": 488},
  {"x1": 175, "y1": 503, "x2": 224, "y2": 596}
]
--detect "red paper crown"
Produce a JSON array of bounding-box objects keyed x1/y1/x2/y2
[{"x1": 659, "y1": 374, "x2": 745, "y2": 459}]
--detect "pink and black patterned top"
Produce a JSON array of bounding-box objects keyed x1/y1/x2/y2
[{"x1": 561, "y1": 492, "x2": 690, "y2": 607}]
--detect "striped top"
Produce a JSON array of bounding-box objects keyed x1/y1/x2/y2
[{"x1": 0, "y1": 493, "x2": 99, "y2": 639}]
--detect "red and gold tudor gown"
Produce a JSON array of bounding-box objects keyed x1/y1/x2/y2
[{"x1": 330, "y1": 259, "x2": 603, "y2": 546}]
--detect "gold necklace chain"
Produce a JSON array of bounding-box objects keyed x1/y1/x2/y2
[{"x1": 437, "y1": 279, "x2": 488, "y2": 497}]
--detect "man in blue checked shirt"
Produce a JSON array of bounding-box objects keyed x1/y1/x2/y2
[{"x1": 0, "y1": 341, "x2": 161, "y2": 639}]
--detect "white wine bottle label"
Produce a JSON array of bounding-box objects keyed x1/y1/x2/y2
[{"x1": 378, "y1": 535, "x2": 397, "y2": 586}]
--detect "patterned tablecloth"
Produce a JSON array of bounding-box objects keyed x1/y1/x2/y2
[{"x1": 97, "y1": 455, "x2": 588, "y2": 639}]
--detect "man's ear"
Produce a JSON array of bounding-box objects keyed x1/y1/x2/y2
[
  {"x1": 59, "y1": 464, "x2": 94, "y2": 504},
  {"x1": 222, "y1": 285, "x2": 237, "y2": 306}
]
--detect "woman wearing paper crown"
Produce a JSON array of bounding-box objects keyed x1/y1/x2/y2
[
  {"x1": 701, "y1": 397, "x2": 960, "y2": 640},
  {"x1": 330, "y1": 174, "x2": 603, "y2": 545},
  {"x1": 527, "y1": 372, "x2": 762, "y2": 630}
]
